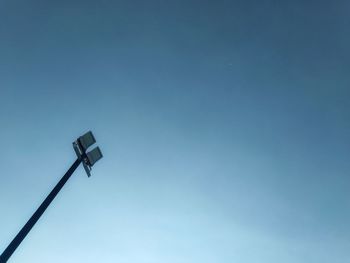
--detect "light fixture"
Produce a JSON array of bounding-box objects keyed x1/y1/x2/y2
[{"x1": 73, "y1": 131, "x2": 103, "y2": 177}]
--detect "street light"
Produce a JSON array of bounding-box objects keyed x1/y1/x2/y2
[
  {"x1": 0, "y1": 131, "x2": 103, "y2": 263},
  {"x1": 73, "y1": 131, "x2": 103, "y2": 177}
]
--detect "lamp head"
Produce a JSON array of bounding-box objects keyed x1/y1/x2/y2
[
  {"x1": 78, "y1": 131, "x2": 96, "y2": 151},
  {"x1": 86, "y1": 147, "x2": 103, "y2": 167}
]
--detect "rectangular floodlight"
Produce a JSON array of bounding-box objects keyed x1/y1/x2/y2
[
  {"x1": 78, "y1": 131, "x2": 96, "y2": 151},
  {"x1": 86, "y1": 147, "x2": 103, "y2": 167}
]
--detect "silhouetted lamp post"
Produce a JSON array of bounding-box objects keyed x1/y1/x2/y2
[{"x1": 0, "y1": 131, "x2": 103, "y2": 263}]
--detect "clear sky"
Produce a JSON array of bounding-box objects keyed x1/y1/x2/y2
[{"x1": 0, "y1": 0, "x2": 350, "y2": 262}]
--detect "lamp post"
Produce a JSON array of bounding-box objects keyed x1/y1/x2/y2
[{"x1": 0, "y1": 131, "x2": 103, "y2": 263}]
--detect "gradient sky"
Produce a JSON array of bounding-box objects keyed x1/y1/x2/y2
[{"x1": 1, "y1": 1, "x2": 350, "y2": 262}]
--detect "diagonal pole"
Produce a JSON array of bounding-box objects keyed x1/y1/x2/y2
[{"x1": 0, "y1": 158, "x2": 82, "y2": 263}]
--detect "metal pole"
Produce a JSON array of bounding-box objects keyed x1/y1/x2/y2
[{"x1": 0, "y1": 158, "x2": 82, "y2": 263}]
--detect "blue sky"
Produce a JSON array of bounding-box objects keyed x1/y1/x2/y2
[{"x1": 1, "y1": 0, "x2": 350, "y2": 262}]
